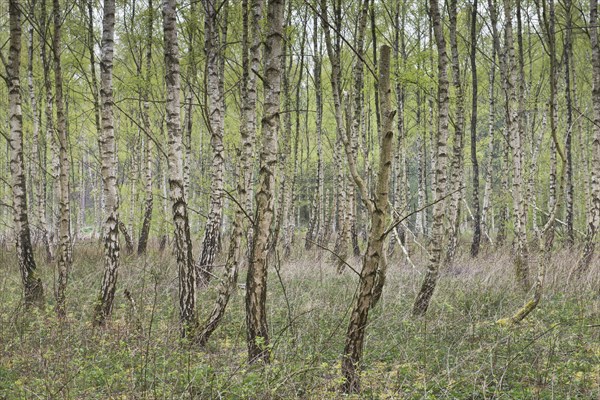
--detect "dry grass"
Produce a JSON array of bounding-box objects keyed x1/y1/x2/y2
[{"x1": 0, "y1": 239, "x2": 599, "y2": 399}]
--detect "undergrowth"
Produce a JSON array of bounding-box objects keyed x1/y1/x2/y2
[{"x1": 0, "y1": 242, "x2": 598, "y2": 399}]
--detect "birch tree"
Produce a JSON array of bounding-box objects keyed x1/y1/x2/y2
[
  {"x1": 577, "y1": 0, "x2": 600, "y2": 274},
  {"x1": 245, "y1": 0, "x2": 284, "y2": 363},
  {"x1": 137, "y1": 0, "x2": 155, "y2": 255},
  {"x1": 197, "y1": 0, "x2": 226, "y2": 287},
  {"x1": 163, "y1": 0, "x2": 196, "y2": 334},
  {"x1": 7, "y1": 0, "x2": 44, "y2": 308},
  {"x1": 93, "y1": 0, "x2": 120, "y2": 326},
  {"x1": 53, "y1": 0, "x2": 72, "y2": 318},
  {"x1": 469, "y1": 0, "x2": 481, "y2": 257},
  {"x1": 564, "y1": 0, "x2": 574, "y2": 247},
  {"x1": 503, "y1": 0, "x2": 529, "y2": 290},
  {"x1": 412, "y1": 0, "x2": 450, "y2": 317},
  {"x1": 341, "y1": 44, "x2": 395, "y2": 395},
  {"x1": 304, "y1": 13, "x2": 323, "y2": 250},
  {"x1": 445, "y1": 0, "x2": 466, "y2": 265},
  {"x1": 197, "y1": 0, "x2": 262, "y2": 346}
]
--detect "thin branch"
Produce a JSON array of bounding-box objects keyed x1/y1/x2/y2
[
  {"x1": 223, "y1": 188, "x2": 254, "y2": 225},
  {"x1": 305, "y1": 239, "x2": 361, "y2": 277},
  {"x1": 113, "y1": 102, "x2": 168, "y2": 160},
  {"x1": 0, "y1": 201, "x2": 15, "y2": 211},
  {"x1": 382, "y1": 187, "x2": 463, "y2": 239},
  {"x1": 304, "y1": 0, "x2": 377, "y2": 80}
]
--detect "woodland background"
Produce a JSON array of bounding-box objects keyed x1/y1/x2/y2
[{"x1": 0, "y1": 0, "x2": 599, "y2": 398}]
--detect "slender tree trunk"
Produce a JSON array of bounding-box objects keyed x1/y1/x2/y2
[
  {"x1": 469, "y1": 0, "x2": 481, "y2": 257},
  {"x1": 305, "y1": 13, "x2": 323, "y2": 250},
  {"x1": 127, "y1": 144, "x2": 137, "y2": 245},
  {"x1": 27, "y1": 0, "x2": 42, "y2": 245},
  {"x1": 414, "y1": 14, "x2": 425, "y2": 236},
  {"x1": 527, "y1": 96, "x2": 545, "y2": 241},
  {"x1": 542, "y1": 0, "x2": 560, "y2": 249},
  {"x1": 335, "y1": 0, "x2": 369, "y2": 271},
  {"x1": 415, "y1": 91, "x2": 426, "y2": 235},
  {"x1": 496, "y1": 130, "x2": 510, "y2": 246},
  {"x1": 578, "y1": 0, "x2": 600, "y2": 274},
  {"x1": 276, "y1": 4, "x2": 299, "y2": 257},
  {"x1": 445, "y1": 0, "x2": 466, "y2": 265},
  {"x1": 118, "y1": 221, "x2": 134, "y2": 253},
  {"x1": 163, "y1": 0, "x2": 196, "y2": 334},
  {"x1": 53, "y1": 0, "x2": 72, "y2": 319},
  {"x1": 564, "y1": 0, "x2": 574, "y2": 247},
  {"x1": 78, "y1": 156, "x2": 86, "y2": 237},
  {"x1": 197, "y1": 157, "x2": 243, "y2": 345},
  {"x1": 182, "y1": 2, "x2": 197, "y2": 202},
  {"x1": 500, "y1": 0, "x2": 564, "y2": 324},
  {"x1": 245, "y1": 0, "x2": 284, "y2": 363},
  {"x1": 341, "y1": 45, "x2": 394, "y2": 395},
  {"x1": 197, "y1": 0, "x2": 260, "y2": 344},
  {"x1": 481, "y1": 36, "x2": 496, "y2": 245},
  {"x1": 503, "y1": 0, "x2": 529, "y2": 290},
  {"x1": 243, "y1": 0, "x2": 263, "y2": 248},
  {"x1": 426, "y1": 13, "x2": 435, "y2": 237},
  {"x1": 481, "y1": 136, "x2": 495, "y2": 243},
  {"x1": 197, "y1": 0, "x2": 226, "y2": 286},
  {"x1": 369, "y1": 0, "x2": 380, "y2": 136},
  {"x1": 159, "y1": 153, "x2": 169, "y2": 253},
  {"x1": 283, "y1": 24, "x2": 306, "y2": 257},
  {"x1": 487, "y1": 0, "x2": 506, "y2": 248},
  {"x1": 320, "y1": 0, "x2": 345, "y2": 253},
  {"x1": 137, "y1": 0, "x2": 154, "y2": 256},
  {"x1": 392, "y1": 0, "x2": 408, "y2": 253},
  {"x1": 333, "y1": 137, "x2": 349, "y2": 269},
  {"x1": 93, "y1": 0, "x2": 120, "y2": 327},
  {"x1": 412, "y1": 0, "x2": 450, "y2": 317},
  {"x1": 8, "y1": 0, "x2": 44, "y2": 308},
  {"x1": 40, "y1": 0, "x2": 54, "y2": 261}
]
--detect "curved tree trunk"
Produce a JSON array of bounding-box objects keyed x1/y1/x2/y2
[
  {"x1": 197, "y1": 0, "x2": 259, "y2": 346},
  {"x1": 412, "y1": 0, "x2": 450, "y2": 317},
  {"x1": 341, "y1": 45, "x2": 394, "y2": 395}
]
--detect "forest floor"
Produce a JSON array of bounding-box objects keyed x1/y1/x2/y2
[{"x1": 0, "y1": 241, "x2": 599, "y2": 399}]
